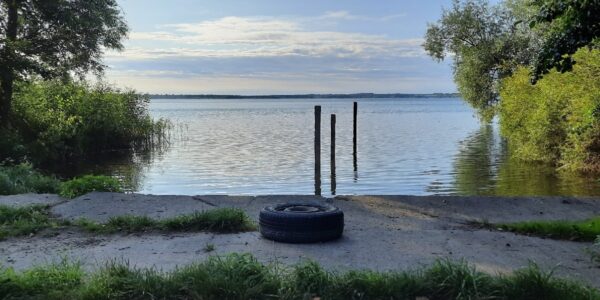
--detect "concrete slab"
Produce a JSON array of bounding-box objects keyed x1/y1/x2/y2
[
  {"x1": 1, "y1": 193, "x2": 600, "y2": 288},
  {"x1": 51, "y1": 192, "x2": 218, "y2": 222},
  {"x1": 0, "y1": 193, "x2": 65, "y2": 208},
  {"x1": 342, "y1": 195, "x2": 600, "y2": 223}
]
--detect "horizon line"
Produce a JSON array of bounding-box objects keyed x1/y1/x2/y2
[{"x1": 148, "y1": 92, "x2": 460, "y2": 99}]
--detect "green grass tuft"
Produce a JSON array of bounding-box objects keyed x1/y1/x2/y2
[
  {"x1": 498, "y1": 217, "x2": 600, "y2": 241},
  {"x1": 74, "y1": 208, "x2": 255, "y2": 234},
  {"x1": 107, "y1": 215, "x2": 156, "y2": 233},
  {"x1": 3, "y1": 254, "x2": 596, "y2": 300},
  {"x1": 0, "y1": 204, "x2": 58, "y2": 240},
  {"x1": 423, "y1": 259, "x2": 497, "y2": 299},
  {"x1": 161, "y1": 208, "x2": 256, "y2": 233},
  {"x1": 59, "y1": 175, "x2": 123, "y2": 199},
  {"x1": 0, "y1": 259, "x2": 83, "y2": 300},
  {"x1": 1, "y1": 206, "x2": 255, "y2": 239},
  {"x1": 203, "y1": 243, "x2": 215, "y2": 252},
  {"x1": 499, "y1": 263, "x2": 599, "y2": 300}
]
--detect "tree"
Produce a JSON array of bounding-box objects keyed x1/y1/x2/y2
[
  {"x1": 423, "y1": 0, "x2": 534, "y2": 121},
  {"x1": 529, "y1": 0, "x2": 600, "y2": 81},
  {"x1": 0, "y1": 0, "x2": 127, "y2": 127}
]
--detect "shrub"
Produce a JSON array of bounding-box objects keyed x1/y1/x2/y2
[
  {"x1": 8, "y1": 80, "x2": 170, "y2": 164},
  {"x1": 499, "y1": 49, "x2": 600, "y2": 172},
  {"x1": 0, "y1": 163, "x2": 60, "y2": 195},
  {"x1": 59, "y1": 175, "x2": 123, "y2": 198}
]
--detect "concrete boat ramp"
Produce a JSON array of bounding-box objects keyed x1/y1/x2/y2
[{"x1": 1, "y1": 193, "x2": 600, "y2": 287}]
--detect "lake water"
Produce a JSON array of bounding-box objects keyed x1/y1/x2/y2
[{"x1": 83, "y1": 98, "x2": 600, "y2": 196}]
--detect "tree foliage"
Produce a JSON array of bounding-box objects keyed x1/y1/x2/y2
[
  {"x1": 500, "y1": 49, "x2": 600, "y2": 173},
  {"x1": 10, "y1": 80, "x2": 169, "y2": 164},
  {"x1": 530, "y1": 0, "x2": 600, "y2": 81},
  {"x1": 0, "y1": 0, "x2": 127, "y2": 126},
  {"x1": 424, "y1": 0, "x2": 536, "y2": 121}
]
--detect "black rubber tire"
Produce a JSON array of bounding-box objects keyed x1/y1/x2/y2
[{"x1": 259, "y1": 202, "x2": 344, "y2": 243}]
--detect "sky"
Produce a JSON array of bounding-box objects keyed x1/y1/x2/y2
[{"x1": 106, "y1": 0, "x2": 466, "y2": 95}]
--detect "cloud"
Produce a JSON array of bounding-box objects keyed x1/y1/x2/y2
[
  {"x1": 104, "y1": 14, "x2": 454, "y2": 94},
  {"x1": 110, "y1": 16, "x2": 424, "y2": 60},
  {"x1": 320, "y1": 10, "x2": 406, "y2": 21},
  {"x1": 321, "y1": 10, "x2": 361, "y2": 20}
]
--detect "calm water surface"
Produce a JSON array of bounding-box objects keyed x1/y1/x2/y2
[{"x1": 87, "y1": 98, "x2": 600, "y2": 196}]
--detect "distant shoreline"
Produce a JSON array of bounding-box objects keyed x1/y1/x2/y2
[{"x1": 148, "y1": 93, "x2": 460, "y2": 99}]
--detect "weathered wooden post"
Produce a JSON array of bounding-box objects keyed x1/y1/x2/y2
[
  {"x1": 314, "y1": 106, "x2": 321, "y2": 196},
  {"x1": 353, "y1": 101, "x2": 358, "y2": 174},
  {"x1": 330, "y1": 114, "x2": 336, "y2": 195}
]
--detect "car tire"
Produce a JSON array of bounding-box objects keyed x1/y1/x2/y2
[{"x1": 259, "y1": 202, "x2": 344, "y2": 243}]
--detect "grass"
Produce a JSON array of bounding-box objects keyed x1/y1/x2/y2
[
  {"x1": 74, "y1": 208, "x2": 256, "y2": 234},
  {"x1": 0, "y1": 163, "x2": 124, "y2": 199},
  {"x1": 0, "y1": 163, "x2": 60, "y2": 195},
  {"x1": 59, "y1": 175, "x2": 123, "y2": 199},
  {"x1": 161, "y1": 208, "x2": 256, "y2": 233},
  {"x1": 0, "y1": 204, "x2": 60, "y2": 240},
  {"x1": 494, "y1": 217, "x2": 600, "y2": 241},
  {"x1": 0, "y1": 205, "x2": 255, "y2": 239},
  {"x1": 0, "y1": 254, "x2": 598, "y2": 300},
  {"x1": 203, "y1": 243, "x2": 216, "y2": 253}
]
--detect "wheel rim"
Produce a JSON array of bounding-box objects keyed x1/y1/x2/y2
[{"x1": 281, "y1": 205, "x2": 320, "y2": 213}]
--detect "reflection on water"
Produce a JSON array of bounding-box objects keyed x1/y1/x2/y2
[
  {"x1": 65, "y1": 98, "x2": 600, "y2": 196},
  {"x1": 53, "y1": 143, "x2": 169, "y2": 193},
  {"x1": 448, "y1": 124, "x2": 600, "y2": 196}
]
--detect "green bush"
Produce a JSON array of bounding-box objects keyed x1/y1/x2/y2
[
  {"x1": 499, "y1": 49, "x2": 600, "y2": 172},
  {"x1": 59, "y1": 175, "x2": 123, "y2": 198},
  {"x1": 0, "y1": 163, "x2": 60, "y2": 195},
  {"x1": 8, "y1": 80, "x2": 169, "y2": 164}
]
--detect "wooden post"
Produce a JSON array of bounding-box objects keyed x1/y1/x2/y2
[
  {"x1": 330, "y1": 114, "x2": 336, "y2": 195},
  {"x1": 353, "y1": 101, "x2": 358, "y2": 173},
  {"x1": 314, "y1": 106, "x2": 321, "y2": 196}
]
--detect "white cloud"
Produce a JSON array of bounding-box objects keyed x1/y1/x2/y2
[
  {"x1": 321, "y1": 10, "x2": 360, "y2": 20},
  {"x1": 320, "y1": 10, "x2": 406, "y2": 21},
  {"x1": 104, "y1": 13, "x2": 455, "y2": 94},
  {"x1": 110, "y1": 16, "x2": 424, "y2": 60}
]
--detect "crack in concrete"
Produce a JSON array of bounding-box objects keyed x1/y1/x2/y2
[{"x1": 192, "y1": 196, "x2": 217, "y2": 207}]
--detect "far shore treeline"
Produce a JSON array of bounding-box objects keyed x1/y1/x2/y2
[{"x1": 148, "y1": 93, "x2": 461, "y2": 99}]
